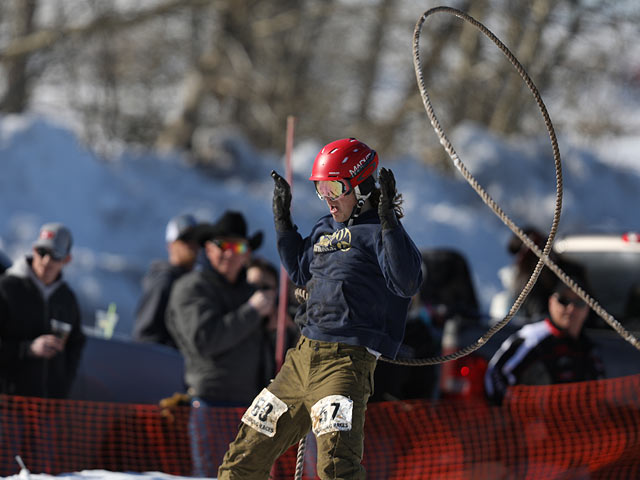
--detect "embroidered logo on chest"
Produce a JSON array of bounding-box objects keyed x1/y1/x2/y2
[{"x1": 313, "y1": 228, "x2": 352, "y2": 253}]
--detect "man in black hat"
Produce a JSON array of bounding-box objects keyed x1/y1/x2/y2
[
  {"x1": 133, "y1": 213, "x2": 200, "y2": 348},
  {"x1": 0, "y1": 222, "x2": 86, "y2": 398},
  {"x1": 165, "y1": 210, "x2": 275, "y2": 477}
]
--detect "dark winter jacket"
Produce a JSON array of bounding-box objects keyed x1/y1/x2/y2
[
  {"x1": 0, "y1": 256, "x2": 86, "y2": 398},
  {"x1": 484, "y1": 317, "x2": 605, "y2": 404},
  {"x1": 277, "y1": 208, "x2": 423, "y2": 359},
  {"x1": 133, "y1": 260, "x2": 190, "y2": 348},
  {"x1": 166, "y1": 265, "x2": 264, "y2": 405},
  {"x1": 0, "y1": 249, "x2": 10, "y2": 274}
]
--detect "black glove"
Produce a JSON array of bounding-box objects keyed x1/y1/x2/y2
[
  {"x1": 378, "y1": 167, "x2": 399, "y2": 230},
  {"x1": 271, "y1": 170, "x2": 294, "y2": 232}
]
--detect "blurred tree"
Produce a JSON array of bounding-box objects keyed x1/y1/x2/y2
[
  {"x1": 1, "y1": 0, "x2": 38, "y2": 113},
  {"x1": 0, "y1": 0, "x2": 637, "y2": 169}
]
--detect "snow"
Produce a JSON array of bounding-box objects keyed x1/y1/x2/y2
[
  {"x1": 5, "y1": 469, "x2": 214, "y2": 480},
  {"x1": 1, "y1": 113, "x2": 639, "y2": 337}
]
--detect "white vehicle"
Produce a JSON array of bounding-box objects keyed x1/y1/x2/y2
[{"x1": 553, "y1": 232, "x2": 640, "y2": 329}]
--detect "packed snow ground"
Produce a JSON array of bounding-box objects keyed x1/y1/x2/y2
[{"x1": 4, "y1": 469, "x2": 214, "y2": 480}]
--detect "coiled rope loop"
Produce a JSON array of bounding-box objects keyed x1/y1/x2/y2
[
  {"x1": 383, "y1": 6, "x2": 640, "y2": 366},
  {"x1": 294, "y1": 7, "x2": 640, "y2": 479}
]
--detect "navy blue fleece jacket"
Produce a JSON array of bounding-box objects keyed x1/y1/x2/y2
[{"x1": 277, "y1": 208, "x2": 423, "y2": 358}]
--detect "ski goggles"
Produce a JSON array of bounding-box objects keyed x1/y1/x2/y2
[
  {"x1": 314, "y1": 180, "x2": 351, "y2": 201},
  {"x1": 212, "y1": 239, "x2": 249, "y2": 254}
]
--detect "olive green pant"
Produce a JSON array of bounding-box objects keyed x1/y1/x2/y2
[{"x1": 218, "y1": 336, "x2": 377, "y2": 480}]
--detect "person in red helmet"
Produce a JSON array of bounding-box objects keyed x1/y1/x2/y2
[{"x1": 218, "y1": 138, "x2": 423, "y2": 479}]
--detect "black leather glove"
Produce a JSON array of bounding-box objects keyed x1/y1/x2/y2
[
  {"x1": 271, "y1": 170, "x2": 294, "y2": 232},
  {"x1": 378, "y1": 167, "x2": 399, "y2": 230}
]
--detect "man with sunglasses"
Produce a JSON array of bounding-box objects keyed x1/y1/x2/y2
[
  {"x1": 485, "y1": 273, "x2": 605, "y2": 405},
  {"x1": 0, "y1": 222, "x2": 85, "y2": 398},
  {"x1": 218, "y1": 138, "x2": 423, "y2": 480},
  {"x1": 165, "y1": 210, "x2": 272, "y2": 477}
]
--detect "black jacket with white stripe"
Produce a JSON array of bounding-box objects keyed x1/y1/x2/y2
[{"x1": 484, "y1": 318, "x2": 605, "y2": 404}]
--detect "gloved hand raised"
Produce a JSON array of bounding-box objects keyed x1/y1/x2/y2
[
  {"x1": 378, "y1": 167, "x2": 399, "y2": 230},
  {"x1": 271, "y1": 170, "x2": 294, "y2": 232}
]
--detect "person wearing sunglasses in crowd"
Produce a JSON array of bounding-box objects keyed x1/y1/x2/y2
[
  {"x1": 218, "y1": 138, "x2": 423, "y2": 480},
  {"x1": 0, "y1": 222, "x2": 86, "y2": 398},
  {"x1": 484, "y1": 269, "x2": 605, "y2": 405},
  {"x1": 246, "y1": 256, "x2": 300, "y2": 390},
  {"x1": 165, "y1": 210, "x2": 272, "y2": 477}
]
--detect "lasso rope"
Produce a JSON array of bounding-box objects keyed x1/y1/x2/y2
[
  {"x1": 293, "y1": 435, "x2": 307, "y2": 480},
  {"x1": 293, "y1": 6, "x2": 640, "y2": 479},
  {"x1": 383, "y1": 6, "x2": 640, "y2": 367}
]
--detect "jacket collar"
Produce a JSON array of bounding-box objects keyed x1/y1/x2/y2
[{"x1": 7, "y1": 255, "x2": 64, "y2": 300}]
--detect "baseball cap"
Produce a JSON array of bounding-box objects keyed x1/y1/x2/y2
[
  {"x1": 33, "y1": 223, "x2": 73, "y2": 260},
  {"x1": 165, "y1": 214, "x2": 198, "y2": 243}
]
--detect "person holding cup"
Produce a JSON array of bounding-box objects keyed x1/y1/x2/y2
[{"x1": 0, "y1": 222, "x2": 86, "y2": 398}]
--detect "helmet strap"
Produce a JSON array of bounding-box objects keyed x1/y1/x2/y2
[{"x1": 347, "y1": 185, "x2": 372, "y2": 226}]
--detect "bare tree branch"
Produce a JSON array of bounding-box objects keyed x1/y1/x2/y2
[{"x1": 0, "y1": 0, "x2": 215, "y2": 61}]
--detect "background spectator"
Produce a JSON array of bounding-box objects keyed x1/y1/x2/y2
[
  {"x1": 132, "y1": 214, "x2": 199, "y2": 348},
  {"x1": 371, "y1": 292, "x2": 441, "y2": 403},
  {"x1": 246, "y1": 256, "x2": 300, "y2": 388},
  {"x1": 491, "y1": 226, "x2": 586, "y2": 324},
  {"x1": 485, "y1": 271, "x2": 605, "y2": 405},
  {"x1": 0, "y1": 247, "x2": 10, "y2": 274},
  {"x1": 165, "y1": 210, "x2": 271, "y2": 477},
  {"x1": 0, "y1": 222, "x2": 86, "y2": 398},
  {"x1": 624, "y1": 284, "x2": 640, "y2": 327}
]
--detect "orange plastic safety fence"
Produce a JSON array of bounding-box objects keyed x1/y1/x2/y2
[{"x1": 1, "y1": 374, "x2": 639, "y2": 479}]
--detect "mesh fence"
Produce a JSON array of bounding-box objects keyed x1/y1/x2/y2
[{"x1": 1, "y1": 374, "x2": 639, "y2": 479}]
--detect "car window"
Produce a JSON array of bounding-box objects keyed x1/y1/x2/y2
[{"x1": 555, "y1": 237, "x2": 640, "y2": 328}]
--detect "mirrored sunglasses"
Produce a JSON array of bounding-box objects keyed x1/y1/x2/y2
[
  {"x1": 314, "y1": 180, "x2": 350, "y2": 201},
  {"x1": 554, "y1": 294, "x2": 587, "y2": 308},
  {"x1": 213, "y1": 239, "x2": 249, "y2": 254},
  {"x1": 35, "y1": 247, "x2": 63, "y2": 261}
]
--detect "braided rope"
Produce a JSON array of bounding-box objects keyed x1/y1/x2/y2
[
  {"x1": 292, "y1": 7, "x2": 640, "y2": 478},
  {"x1": 382, "y1": 6, "x2": 640, "y2": 367},
  {"x1": 293, "y1": 434, "x2": 307, "y2": 480}
]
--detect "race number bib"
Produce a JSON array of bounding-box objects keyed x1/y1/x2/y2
[
  {"x1": 241, "y1": 388, "x2": 288, "y2": 437},
  {"x1": 311, "y1": 395, "x2": 353, "y2": 436}
]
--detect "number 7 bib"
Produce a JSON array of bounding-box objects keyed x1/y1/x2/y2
[{"x1": 311, "y1": 395, "x2": 353, "y2": 436}]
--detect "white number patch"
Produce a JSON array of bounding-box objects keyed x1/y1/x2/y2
[
  {"x1": 311, "y1": 395, "x2": 353, "y2": 436},
  {"x1": 241, "y1": 388, "x2": 288, "y2": 438}
]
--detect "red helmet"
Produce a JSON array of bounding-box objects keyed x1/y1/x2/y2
[{"x1": 309, "y1": 138, "x2": 378, "y2": 188}]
